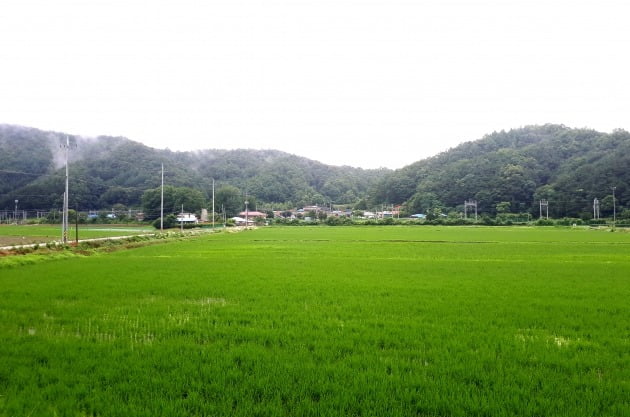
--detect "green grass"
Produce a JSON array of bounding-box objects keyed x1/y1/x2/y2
[
  {"x1": 0, "y1": 226, "x2": 628, "y2": 416},
  {"x1": 0, "y1": 224, "x2": 153, "y2": 246}
]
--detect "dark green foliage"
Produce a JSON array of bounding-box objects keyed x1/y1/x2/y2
[
  {"x1": 0, "y1": 124, "x2": 387, "y2": 211},
  {"x1": 215, "y1": 185, "x2": 245, "y2": 217},
  {"x1": 153, "y1": 214, "x2": 178, "y2": 229},
  {"x1": 3, "y1": 123, "x2": 628, "y2": 221},
  {"x1": 324, "y1": 215, "x2": 353, "y2": 226},
  {"x1": 142, "y1": 186, "x2": 206, "y2": 220},
  {"x1": 372, "y1": 124, "x2": 629, "y2": 218},
  {"x1": 0, "y1": 126, "x2": 55, "y2": 195}
]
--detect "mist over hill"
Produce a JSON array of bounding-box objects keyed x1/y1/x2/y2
[
  {"x1": 1, "y1": 123, "x2": 627, "y2": 219},
  {"x1": 0, "y1": 124, "x2": 388, "y2": 212}
]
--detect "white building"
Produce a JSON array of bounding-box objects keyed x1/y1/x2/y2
[
  {"x1": 176, "y1": 213, "x2": 198, "y2": 223},
  {"x1": 230, "y1": 216, "x2": 255, "y2": 226}
]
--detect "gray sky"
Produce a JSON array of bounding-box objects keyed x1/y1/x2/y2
[{"x1": 1, "y1": 0, "x2": 628, "y2": 169}]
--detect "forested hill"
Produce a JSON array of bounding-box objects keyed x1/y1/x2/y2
[
  {"x1": 3, "y1": 124, "x2": 628, "y2": 218},
  {"x1": 0, "y1": 124, "x2": 388, "y2": 210},
  {"x1": 371, "y1": 124, "x2": 629, "y2": 218}
]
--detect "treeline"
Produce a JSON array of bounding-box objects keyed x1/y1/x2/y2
[
  {"x1": 0, "y1": 124, "x2": 387, "y2": 214},
  {"x1": 2, "y1": 123, "x2": 628, "y2": 221},
  {"x1": 271, "y1": 216, "x2": 627, "y2": 227},
  {"x1": 371, "y1": 124, "x2": 629, "y2": 219}
]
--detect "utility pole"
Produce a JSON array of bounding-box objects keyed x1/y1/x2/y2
[
  {"x1": 61, "y1": 136, "x2": 70, "y2": 244},
  {"x1": 245, "y1": 197, "x2": 249, "y2": 229},
  {"x1": 180, "y1": 204, "x2": 184, "y2": 232},
  {"x1": 160, "y1": 164, "x2": 164, "y2": 231},
  {"x1": 75, "y1": 202, "x2": 79, "y2": 245},
  {"x1": 61, "y1": 193, "x2": 65, "y2": 240},
  {"x1": 612, "y1": 187, "x2": 617, "y2": 227},
  {"x1": 14, "y1": 200, "x2": 18, "y2": 224},
  {"x1": 539, "y1": 200, "x2": 549, "y2": 219},
  {"x1": 212, "y1": 178, "x2": 215, "y2": 230},
  {"x1": 593, "y1": 198, "x2": 600, "y2": 220}
]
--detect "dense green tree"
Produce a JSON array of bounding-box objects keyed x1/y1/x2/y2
[
  {"x1": 354, "y1": 198, "x2": 368, "y2": 210},
  {"x1": 1, "y1": 124, "x2": 386, "y2": 211},
  {"x1": 372, "y1": 124, "x2": 630, "y2": 218},
  {"x1": 495, "y1": 201, "x2": 511, "y2": 214},
  {"x1": 98, "y1": 186, "x2": 141, "y2": 207},
  {"x1": 215, "y1": 185, "x2": 243, "y2": 217},
  {"x1": 406, "y1": 191, "x2": 443, "y2": 214},
  {"x1": 3, "y1": 123, "x2": 630, "y2": 221},
  {"x1": 153, "y1": 214, "x2": 177, "y2": 229},
  {"x1": 0, "y1": 125, "x2": 55, "y2": 197},
  {"x1": 141, "y1": 186, "x2": 206, "y2": 220}
]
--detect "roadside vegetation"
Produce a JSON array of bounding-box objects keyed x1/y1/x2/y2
[
  {"x1": 0, "y1": 224, "x2": 153, "y2": 248},
  {"x1": 0, "y1": 227, "x2": 218, "y2": 268}
]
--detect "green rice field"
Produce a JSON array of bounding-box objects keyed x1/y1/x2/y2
[
  {"x1": 0, "y1": 224, "x2": 153, "y2": 247},
  {"x1": 0, "y1": 226, "x2": 628, "y2": 416}
]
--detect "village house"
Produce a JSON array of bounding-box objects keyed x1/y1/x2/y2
[{"x1": 238, "y1": 210, "x2": 267, "y2": 219}]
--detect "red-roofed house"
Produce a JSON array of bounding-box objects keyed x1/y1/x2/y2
[{"x1": 238, "y1": 211, "x2": 267, "y2": 218}]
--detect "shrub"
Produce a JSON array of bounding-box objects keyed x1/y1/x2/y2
[
  {"x1": 152, "y1": 214, "x2": 178, "y2": 229},
  {"x1": 556, "y1": 218, "x2": 584, "y2": 226},
  {"x1": 481, "y1": 216, "x2": 496, "y2": 226}
]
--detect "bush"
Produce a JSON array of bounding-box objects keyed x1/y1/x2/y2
[
  {"x1": 152, "y1": 214, "x2": 177, "y2": 229},
  {"x1": 481, "y1": 216, "x2": 496, "y2": 226},
  {"x1": 325, "y1": 216, "x2": 353, "y2": 226},
  {"x1": 556, "y1": 218, "x2": 584, "y2": 226}
]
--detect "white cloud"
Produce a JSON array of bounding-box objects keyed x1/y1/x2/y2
[{"x1": 1, "y1": 0, "x2": 629, "y2": 168}]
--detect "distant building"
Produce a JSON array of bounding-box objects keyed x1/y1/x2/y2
[
  {"x1": 231, "y1": 216, "x2": 255, "y2": 226},
  {"x1": 363, "y1": 211, "x2": 376, "y2": 219},
  {"x1": 176, "y1": 213, "x2": 198, "y2": 223},
  {"x1": 238, "y1": 211, "x2": 267, "y2": 218}
]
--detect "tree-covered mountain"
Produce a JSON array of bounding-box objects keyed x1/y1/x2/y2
[
  {"x1": 3, "y1": 124, "x2": 628, "y2": 220},
  {"x1": 0, "y1": 124, "x2": 388, "y2": 212},
  {"x1": 371, "y1": 124, "x2": 628, "y2": 219}
]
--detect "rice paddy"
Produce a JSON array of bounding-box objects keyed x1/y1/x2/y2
[
  {"x1": 0, "y1": 224, "x2": 153, "y2": 247},
  {"x1": 0, "y1": 226, "x2": 628, "y2": 416}
]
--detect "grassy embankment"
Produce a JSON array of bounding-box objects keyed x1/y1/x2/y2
[{"x1": 0, "y1": 226, "x2": 628, "y2": 416}]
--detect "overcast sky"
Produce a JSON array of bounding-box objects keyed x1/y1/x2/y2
[{"x1": 1, "y1": 0, "x2": 628, "y2": 169}]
